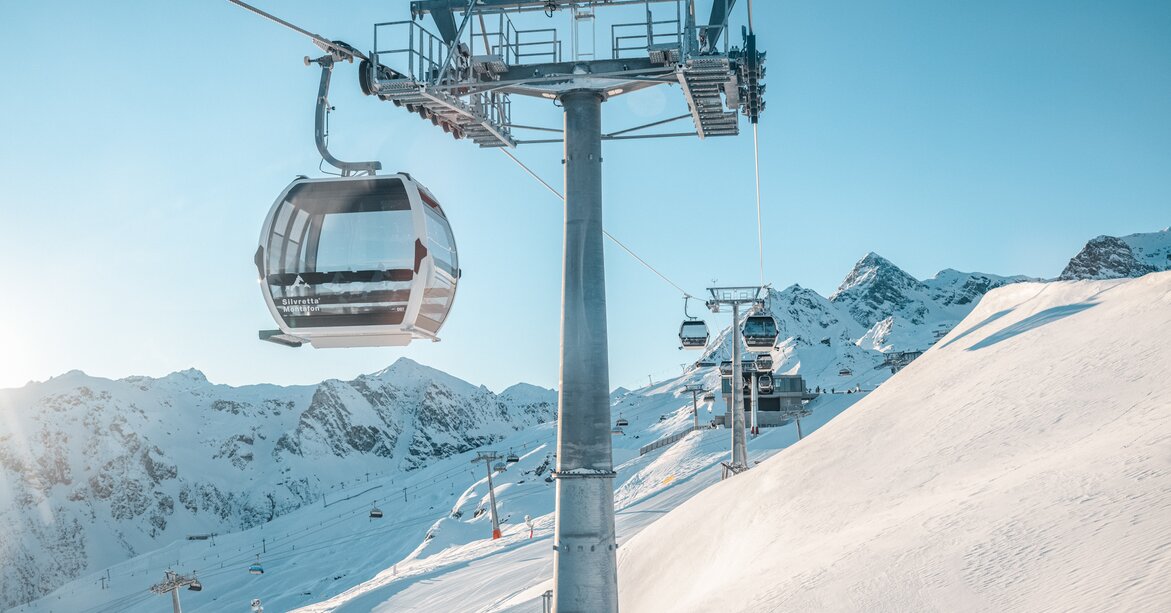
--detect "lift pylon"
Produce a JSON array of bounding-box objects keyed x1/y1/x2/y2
[
  {"x1": 227, "y1": 2, "x2": 766, "y2": 610},
  {"x1": 149, "y1": 570, "x2": 201, "y2": 613},
  {"x1": 472, "y1": 451, "x2": 504, "y2": 539},
  {"x1": 707, "y1": 286, "x2": 766, "y2": 473}
]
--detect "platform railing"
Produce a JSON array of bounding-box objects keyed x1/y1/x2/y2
[
  {"x1": 374, "y1": 20, "x2": 444, "y2": 83},
  {"x1": 610, "y1": 0, "x2": 683, "y2": 59}
]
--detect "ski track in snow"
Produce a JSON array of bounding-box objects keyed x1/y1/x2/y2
[{"x1": 16, "y1": 367, "x2": 865, "y2": 612}]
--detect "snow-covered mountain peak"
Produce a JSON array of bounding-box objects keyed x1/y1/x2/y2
[
  {"x1": 364, "y1": 357, "x2": 474, "y2": 392},
  {"x1": 829, "y1": 252, "x2": 930, "y2": 332},
  {"x1": 159, "y1": 368, "x2": 209, "y2": 384},
  {"x1": 499, "y1": 382, "x2": 556, "y2": 403},
  {"x1": 44, "y1": 369, "x2": 92, "y2": 385},
  {"x1": 369, "y1": 356, "x2": 428, "y2": 379},
  {"x1": 831, "y1": 251, "x2": 918, "y2": 299}
]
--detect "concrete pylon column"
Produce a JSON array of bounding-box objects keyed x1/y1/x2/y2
[
  {"x1": 750, "y1": 371, "x2": 759, "y2": 435},
  {"x1": 552, "y1": 89, "x2": 618, "y2": 613},
  {"x1": 730, "y1": 303, "x2": 748, "y2": 467}
]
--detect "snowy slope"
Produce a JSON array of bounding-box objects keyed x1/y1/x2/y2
[
  {"x1": 618, "y1": 272, "x2": 1171, "y2": 612},
  {"x1": 0, "y1": 359, "x2": 555, "y2": 609},
  {"x1": 13, "y1": 229, "x2": 1170, "y2": 611},
  {"x1": 16, "y1": 371, "x2": 869, "y2": 613}
]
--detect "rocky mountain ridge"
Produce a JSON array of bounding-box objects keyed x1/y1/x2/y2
[
  {"x1": 1059, "y1": 227, "x2": 1171, "y2": 280},
  {"x1": 0, "y1": 359, "x2": 554, "y2": 609},
  {"x1": 694, "y1": 226, "x2": 1169, "y2": 384}
]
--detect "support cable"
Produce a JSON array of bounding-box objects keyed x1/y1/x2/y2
[
  {"x1": 753, "y1": 122, "x2": 764, "y2": 288},
  {"x1": 747, "y1": 0, "x2": 765, "y2": 288},
  {"x1": 225, "y1": 0, "x2": 367, "y2": 61},
  {"x1": 498, "y1": 148, "x2": 698, "y2": 299}
]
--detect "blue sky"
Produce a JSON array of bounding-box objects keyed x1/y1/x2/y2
[{"x1": 1, "y1": 0, "x2": 1168, "y2": 392}]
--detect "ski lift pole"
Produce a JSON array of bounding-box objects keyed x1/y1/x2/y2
[
  {"x1": 750, "y1": 370, "x2": 759, "y2": 436},
  {"x1": 684, "y1": 383, "x2": 704, "y2": 430},
  {"x1": 472, "y1": 452, "x2": 502, "y2": 539},
  {"x1": 149, "y1": 570, "x2": 199, "y2": 613},
  {"x1": 730, "y1": 302, "x2": 748, "y2": 466},
  {"x1": 552, "y1": 89, "x2": 619, "y2": 613},
  {"x1": 707, "y1": 286, "x2": 762, "y2": 473}
]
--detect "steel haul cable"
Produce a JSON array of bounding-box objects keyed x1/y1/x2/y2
[{"x1": 499, "y1": 148, "x2": 700, "y2": 300}]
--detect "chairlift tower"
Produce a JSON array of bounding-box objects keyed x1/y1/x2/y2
[
  {"x1": 472, "y1": 451, "x2": 504, "y2": 539},
  {"x1": 683, "y1": 382, "x2": 705, "y2": 430},
  {"x1": 748, "y1": 360, "x2": 759, "y2": 435},
  {"x1": 227, "y1": 1, "x2": 765, "y2": 610},
  {"x1": 707, "y1": 286, "x2": 765, "y2": 473},
  {"x1": 149, "y1": 570, "x2": 201, "y2": 613}
]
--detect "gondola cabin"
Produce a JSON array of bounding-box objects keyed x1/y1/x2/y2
[
  {"x1": 758, "y1": 373, "x2": 774, "y2": 394},
  {"x1": 678, "y1": 319, "x2": 709, "y2": 349},
  {"x1": 742, "y1": 312, "x2": 779, "y2": 349},
  {"x1": 255, "y1": 174, "x2": 459, "y2": 348},
  {"x1": 754, "y1": 352, "x2": 773, "y2": 372},
  {"x1": 188, "y1": 578, "x2": 203, "y2": 592}
]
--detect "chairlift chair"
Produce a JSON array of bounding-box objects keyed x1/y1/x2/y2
[
  {"x1": 255, "y1": 174, "x2": 460, "y2": 348},
  {"x1": 494, "y1": 462, "x2": 506, "y2": 472},
  {"x1": 702, "y1": 391, "x2": 715, "y2": 402},
  {"x1": 742, "y1": 311, "x2": 779, "y2": 349},
  {"x1": 506, "y1": 450, "x2": 520, "y2": 464},
  {"x1": 249, "y1": 555, "x2": 265, "y2": 575},
  {"x1": 615, "y1": 415, "x2": 629, "y2": 427},
  {"x1": 188, "y1": 576, "x2": 203, "y2": 592},
  {"x1": 611, "y1": 426, "x2": 624, "y2": 435},
  {"x1": 370, "y1": 501, "x2": 384, "y2": 519}
]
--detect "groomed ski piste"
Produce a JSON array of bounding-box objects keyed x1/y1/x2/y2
[
  {"x1": 18, "y1": 273, "x2": 1171, "y2": 612},
  {"x1": 17, "y1": 368, "x2": 872, "y2": 612}
]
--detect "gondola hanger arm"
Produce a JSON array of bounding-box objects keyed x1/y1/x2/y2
[
  {"x1": 308, "y1": 55, "x2": 381, "y2": 176},
  {"x1": 226, "y1": 0, "x2": 380, "y2": 175}
]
